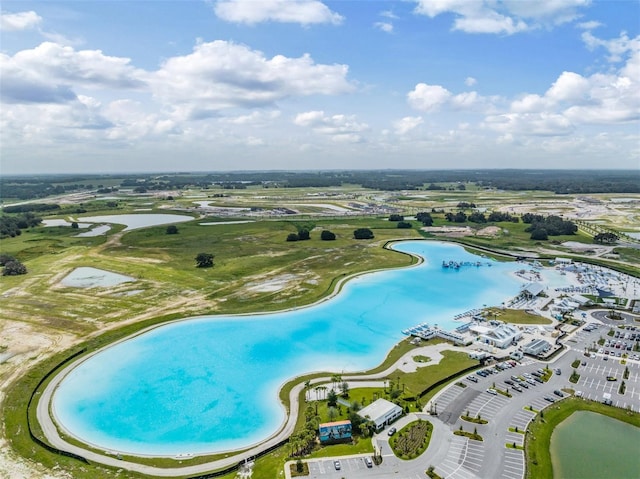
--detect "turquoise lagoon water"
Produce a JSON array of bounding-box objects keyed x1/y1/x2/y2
[{"x1": 52, "y1": 241, "x2": 555, "y2": 455}]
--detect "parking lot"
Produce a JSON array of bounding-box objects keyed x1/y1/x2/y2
[
  {"x1": 566, "y1": 321, "x2": 640, "y2": 410},
  {"x1": 307, "y1": 456, "x2": 375, "y2": 478}
]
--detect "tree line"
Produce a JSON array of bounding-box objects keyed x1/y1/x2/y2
[{"x1": 3, "y1": 169, "x2": 639, "y2": 201}]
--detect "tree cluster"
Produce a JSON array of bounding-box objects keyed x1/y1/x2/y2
[
  {"x1": 3, "y1": 203, "x2": 60, "y2": 214},
  {"x1": 523, "y1": 214, "x2": 577, "y2": 240},
  {"x1": 416, "y1": 212, "x2": 433, "y2": 226},
  {"x1": 0, "y1": 213, "x2": 42, "y2": 238},
  {"x1": 353, "y1": 228, "x2": 374, "y2": 239},
  {"x1": 0, "y1": 254, "x2": 27, "y2": 276},
  {"x1": 389, "y1": 214, "x2": 404, "y2": 221},
  {"x1": 594, "y1": 232, "x2": 618, "y2": 244},
  {"x1": 487, "y1": 212, "x2": 519, "y2": 223},
  {"x1": 444, "y1": 212, "x2": 467, "y2": 223},
  {"x1": 286, "y1": 228, "x2": 310, "y2": 242},
  {"x1": 195, "y1": 253, "x2": 214, "y2": 268},
  {"x1": 467, "y1": 212, "x2": 487, "y2": 223},
  {"x1": 320, "y1": 230, "x2": 336, "y2": 240},
  {"x1": 397, "y1": 221, "x2": 412, "y2": 229},
  {"x1": 457, "y1": 202, "x2": 476, "y2": 209}
]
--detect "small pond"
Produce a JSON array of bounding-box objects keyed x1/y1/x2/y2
[
  {"x1": 60, "y1": 267, "x2": 135, "y2": 288},
  {"x1": 550, "y1": 411, "x2": 640, "y2": 478},
  {"x1": 78, "y1": 214, "x2": 193, "y2": 231}
]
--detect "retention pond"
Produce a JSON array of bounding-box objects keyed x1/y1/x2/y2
[{"x1": 550, "y1": 411, "x2": 640, "y2": 478}]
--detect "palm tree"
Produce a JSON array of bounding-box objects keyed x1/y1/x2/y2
[
  {"x1": 328, "y1": 406, "x2": 338, "y2": 422},
  {"x1": 304, "y1": 380, "x2": 311, "y2": 402}
]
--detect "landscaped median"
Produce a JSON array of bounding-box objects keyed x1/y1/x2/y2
[{"x1": 389, "y1": 419, "x2": 434, "y2": 460}]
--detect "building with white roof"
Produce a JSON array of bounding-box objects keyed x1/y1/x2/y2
[
  {"x1": 477, "y1": 323, "x2": 522, "y2": 349},
  {"x1": 357, "y1": 398, "x2": 403, "y2": 432}
]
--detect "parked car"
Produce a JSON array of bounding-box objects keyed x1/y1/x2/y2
[
  {"x1": 467, "y1": 375, "x2": 478, "y2": 383},
  {"x1": 553, "y1": 390, "x2": 564, "y2": 397},
  {"x1": 387, "y1": 427, "x2": 397, "y2": 436},
  {"x1": 364, "y1": 457, "x2": 373, "y2": 468},
  {"x1": 544, "y1": 396, "x2": 556, "y2": 403},
  {"x1": 334, "y1": 460, "x2": 341, "y2": 470},
  {"x1": 486, "y1": 388, "x2": 497, "y2": 395},
  {"x1": 512, "y1": 385, "x2": 522, "y2": 392}
]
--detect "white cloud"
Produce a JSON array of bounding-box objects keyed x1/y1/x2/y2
[
  {"x1": 223, "y1": 110, "x2": 282, "y2": 125},
  {"x1": 413, "y1": 0, "x2": 592, "y2": 34},
  {"x1": 464, "y1": 76, "x2": 477, "y2": 86},
  {"x1": 407, "y1": 83, "x2": 452, "y2": 111},
  {"x1": 393, "y1": 116, "x2": 423, "y2": 135},
  {"x1": 213, "y1": 0, "x2": 343, "y2": 25},
  {"x1": 1, "y1": 10, "x2": 42, "y2": 31},
  {"x1": 374, "y1": 22, "x2": 393, "y2": 33},
  {"x1": 546, "y1": 71, "x2": 590, "y2": 103},
  {"x1": 0, "y1": 42, "x2": 144, "y2": 105},
  {"x1": 408, "y1": 83, "x2": 489, "y2": 112},
  {"x1": 577, "y1": 20, "x2": 602, "y2": 30},
  {"x1": 294, "y1": 110, "x2": 368, "y2": 142},
  {"x1": 380, "y1": 10, "x2": 399, "y2": 20},
  {"x1": 484, "y1": 112, "x2": 574, "y2": 136},
  {"x1": 582, "y1": 30, "x2": 640, "y2": 62},
  {"x1": 152, "y1": 40, "x2": 353, "y2": 119},
  {"x1": 487, "y1": 34, "x2": 640, "y2": 136}
]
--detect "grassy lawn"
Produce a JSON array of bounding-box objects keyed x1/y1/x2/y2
[
  {"x1": 525, "y1": 398, "x2": 640, "y2": 479},
  {"x1": 484, "y1": 307, "x2": 552, "y2": 325}
]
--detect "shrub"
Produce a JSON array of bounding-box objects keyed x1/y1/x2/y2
[
  {"x1": 286, "y1": 233, "x2": 299, "y2": 242},
  {"x1": 2, "y1": 260, "x2": 27, "y2": 276},
  {"x1": 320, "y1": 230, "x2": 336, "y2": 240},
  {"x1": 354, "y1": 228, "x2": 374, "y2": 239}
]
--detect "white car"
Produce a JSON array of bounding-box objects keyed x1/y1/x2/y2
[{"x1": 486, "y1": 388, "x2": 497, "y2": 395}]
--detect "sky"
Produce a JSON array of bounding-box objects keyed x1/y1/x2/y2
[{"x1": 1, "y1": 0, "x2": 639, "y2": 174}]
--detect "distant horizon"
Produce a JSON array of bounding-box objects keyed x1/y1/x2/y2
[
  {"x1": 2, "y1": 167, "x2": 640, "y2": 178},
  {"x1": 1, "y1": 1, "x2": 638, "y2": 173}
]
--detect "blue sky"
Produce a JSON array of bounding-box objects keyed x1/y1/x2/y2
[{"x1": 1, "y1": 0, "x2": 638, "y2": 174}]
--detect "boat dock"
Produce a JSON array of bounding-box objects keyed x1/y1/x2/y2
[
  {"x1": 442, "y1": 260, "x2": 493, "y2": 269},
  {"x1": 402, "y1": 323, "x2": 468, "y2": 346}
]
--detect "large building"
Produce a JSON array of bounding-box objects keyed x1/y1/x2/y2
[
  {"x1": 472, "y1": 323, "x2": 522, "y2": 349},
  {"x1": 523, "y1": 338, "x2": 551, "y2": 357},
  {"x1": 357, "y1": 398, "x2": 403, "y2": 432}
]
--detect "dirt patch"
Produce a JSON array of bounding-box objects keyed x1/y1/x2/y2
[
  {"x1": 421, "y1": 226, "x2": 473, "y2": 237},
  {"x1": 476, "y1": 226, "x2": 501, "y2": 237},
  {"x1": 245, "y1": 274, "x2": 300, "y2": 292}
]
